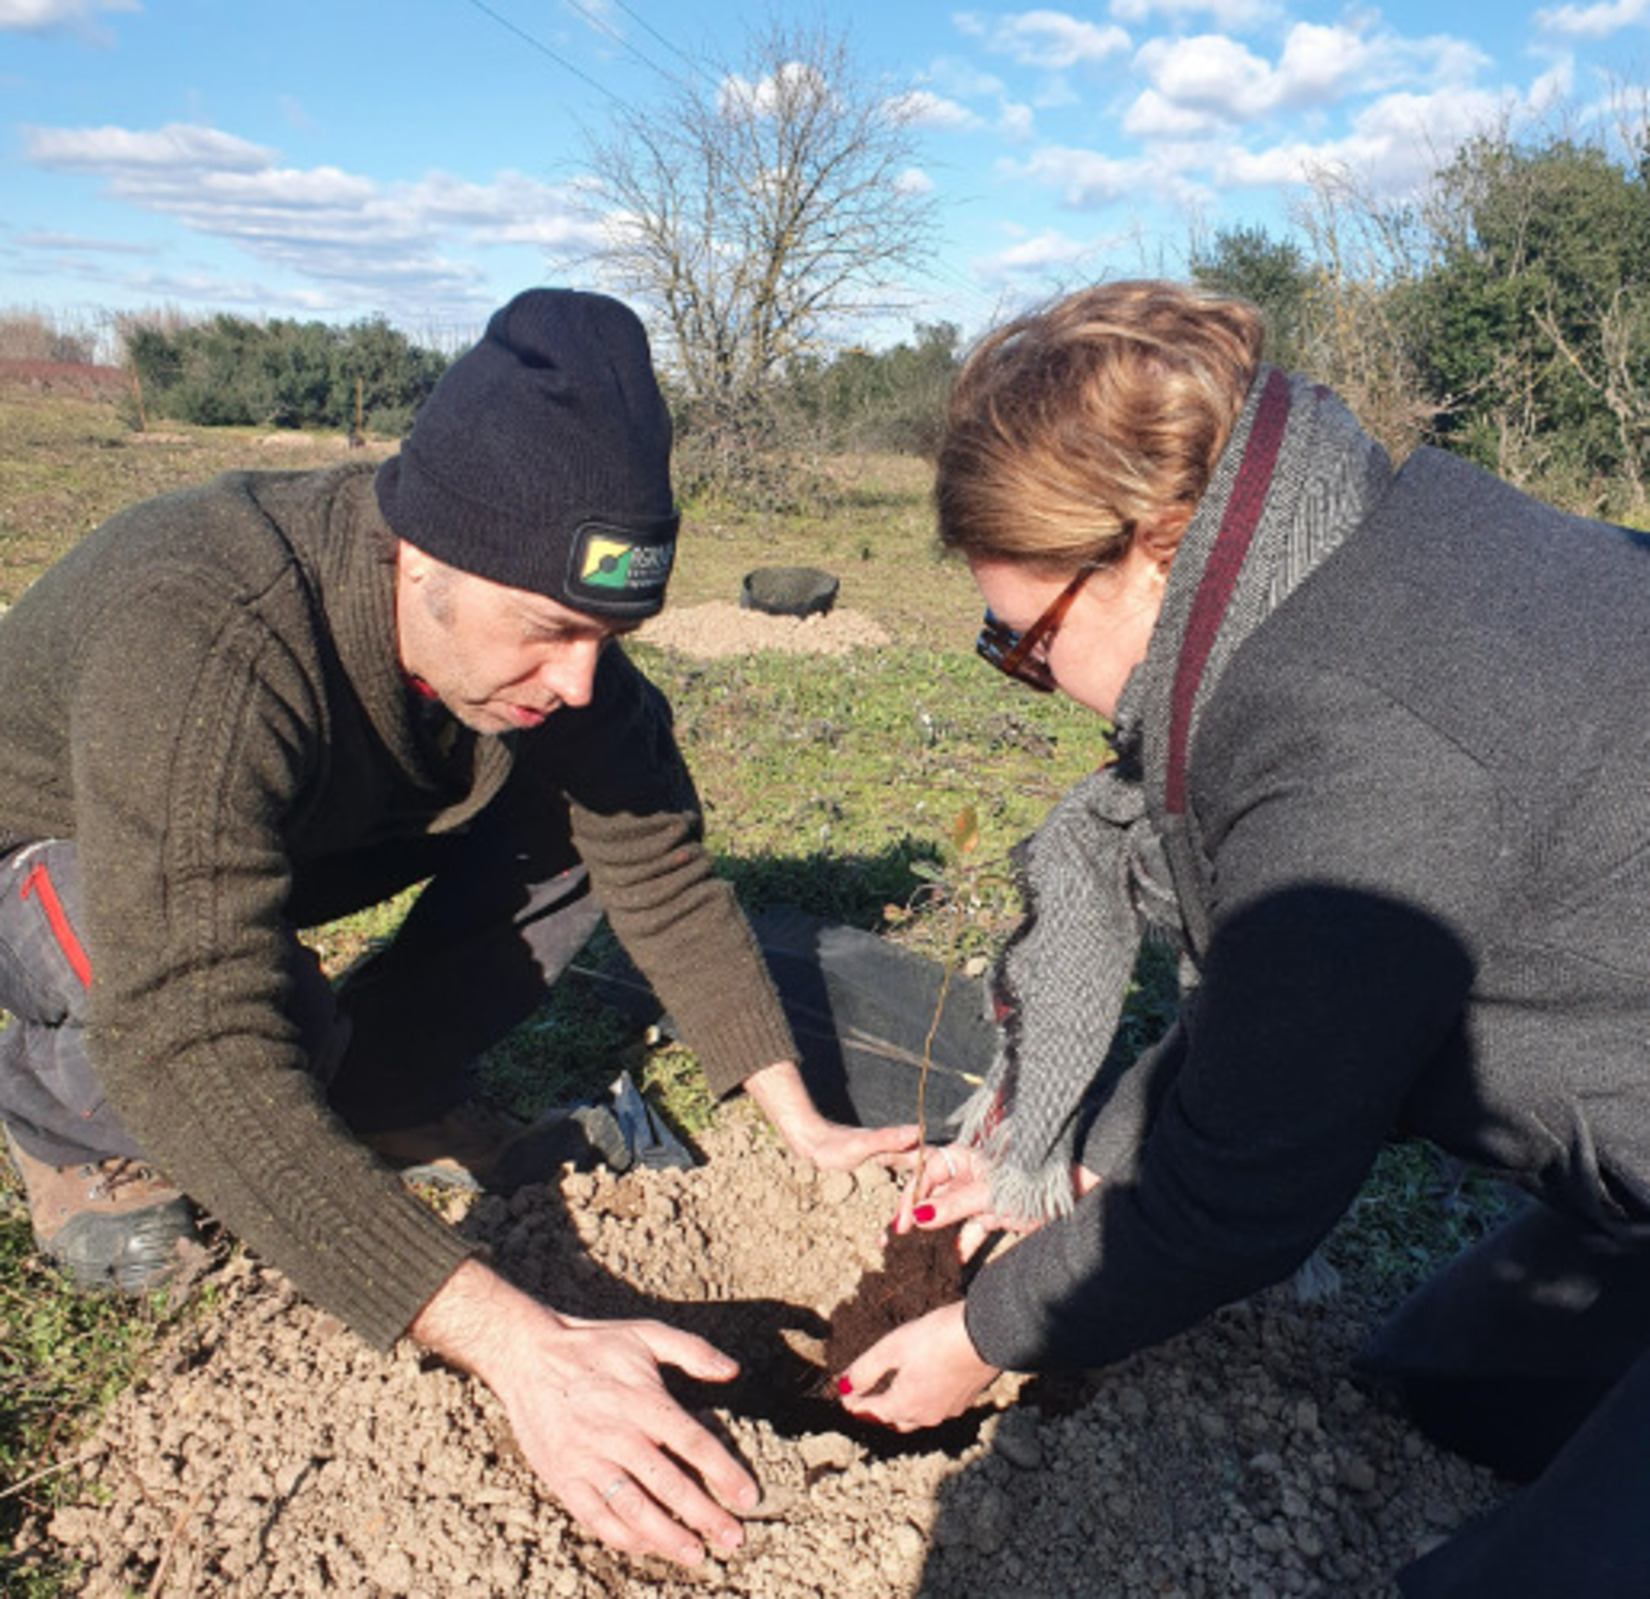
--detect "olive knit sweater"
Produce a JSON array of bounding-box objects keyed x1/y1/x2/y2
[{"x1": 0, "y1": 462, "x2": 796, "y2": 1349}]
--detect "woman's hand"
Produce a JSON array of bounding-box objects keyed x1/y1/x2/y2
[
  {"x1": 896, "y1": 1147, "x2": 1103, "y2": 1262},
  {"x1": 835, "y1": 1301, "x2": 1000, "y2": 1431},
  {"x1": 892, "y1": 1143, "x2": 999, "y2": 1261}
]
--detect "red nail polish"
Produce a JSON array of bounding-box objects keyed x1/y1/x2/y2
[
  {"x1": 836, "y1": 1374, "x2": 853, "y2": 1396},
  {"x1": 914, "y1": 1204, "x2": 936, "y2": 1224}
]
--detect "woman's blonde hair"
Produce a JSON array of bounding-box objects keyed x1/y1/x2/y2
[{"x1": 935, "y1": 280, "x2": 1265, "y2": 568}]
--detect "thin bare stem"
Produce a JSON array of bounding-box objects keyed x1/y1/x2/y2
[{"x1": 914, "y1": 961, "x2": 954, "y2": 1184}]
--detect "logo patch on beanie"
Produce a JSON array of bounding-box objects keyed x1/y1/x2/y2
[{"x1": 566, "y1": 519, "x2": 677, "y2": 615}]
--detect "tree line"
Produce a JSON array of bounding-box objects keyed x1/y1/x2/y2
[
  {"x1": 549, "y1": 21, "x2": 1650, "y2": 522},
  {"x1": 7, "y1": 20, "x2": 1646, "y2": 525},
  {"x1": 123, "y1": 314, "x2": 450, "y2": 438},
  {"x1": 1191, "y1": 121, "x2": 1650, "y2": 523},
  {"x1": 710, "y1": 103, "x2": 1650, "y2": 525},
  {"x1": 537, "y1": 21, "x2": 1650, "y2": 522}
]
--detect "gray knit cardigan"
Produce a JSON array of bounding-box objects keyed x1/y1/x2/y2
[{"x1": 965, "y1": 440, "x2": 1650, "y2": 1374}]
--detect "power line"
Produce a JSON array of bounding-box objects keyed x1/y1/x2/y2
[
  {"x1": 463, "y1": 0, "x2": 628, "y2": 107},
  {"x1": 558, "y1": 0, "x2": 676, "y2": 84},
  {"x1": 605, "y1": 0, "x2": 704, "y2": 81}
]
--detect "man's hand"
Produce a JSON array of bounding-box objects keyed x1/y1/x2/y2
[
  {"x1": 743, "y1": 1060, "x2": 921, "y2": 1172},
  {"x1": 409, "y1": 1259, "x2": 758, "y2": 1568},
  {"x1": 835, "y1": 1300, "x2": 1000, "y2": 1431}
]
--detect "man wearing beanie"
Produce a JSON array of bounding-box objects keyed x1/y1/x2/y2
[{"x1": 0, "y1": 288, "x2": 913, "y2": 1567}]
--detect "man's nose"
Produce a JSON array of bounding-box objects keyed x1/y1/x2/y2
[{"x1": 540, "y1": 639, "x2": 602, "y2": 708}]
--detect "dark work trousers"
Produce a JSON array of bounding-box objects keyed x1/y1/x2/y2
[
  {"x1": 0, "y1": 782, "x2": 603, "y2": 1170},
  {"x1": 1354, "y1": 1202, "x2": 1650, "y2": 1597}
]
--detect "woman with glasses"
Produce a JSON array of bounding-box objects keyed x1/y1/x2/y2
[{"x1": 836, "y1": 280, "x2": 1650, "y2": 1596}]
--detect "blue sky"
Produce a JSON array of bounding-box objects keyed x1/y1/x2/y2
[{"x1": 2, "y1": 0, "x2": 1647, "y2": 351}]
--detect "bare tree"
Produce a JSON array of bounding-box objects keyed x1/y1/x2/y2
[
  {"x1": 572, "y1": 22, "x2": 939, "y2": 491},
  {"x1": 1535, "y1": 285, "x2": 1650, "y2": 511},
  {"x1": 1287, "y1": 163, "x2": 1444, "y2": 464},
  {"x1": 0, "y1": 307, "x2": 101, "y2": 365}
]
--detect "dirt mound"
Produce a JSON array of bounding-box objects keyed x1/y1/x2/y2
[
  {"x1": 637, "y1": 599, "x2": 890, "y2": 659},
  {"x1": 21, "y1": 1113, "x2": 1506, "y2": 1596}
]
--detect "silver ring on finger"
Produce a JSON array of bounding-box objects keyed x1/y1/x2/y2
[
  {"x1": 601, "y1": 1475, "x2": 628, "y2": 1505},
  {"x1": 940, "y1": 1147, "x2": 957, "y2": 1179}
]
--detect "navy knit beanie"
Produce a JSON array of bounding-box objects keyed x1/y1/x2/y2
[{"x1": 375, "y1": 288, "x2": 678, "y2": 619}]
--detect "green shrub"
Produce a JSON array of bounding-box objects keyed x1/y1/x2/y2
[{"x1": 124, "y1": 314, "x2": 447, "y2": 435}]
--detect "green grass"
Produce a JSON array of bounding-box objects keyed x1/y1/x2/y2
[
  {"x1": 637, "y1": 642, "x2": 1102, "y2": 912},
  {"x1": 1326, "y1": 1142, "x2": 1522, "y2": 1297},
  {"x1": 0, "y1": 383, "x2": 1518, "y2": 1582},
  {"x1": 0, "y1": 388, "x2": 393, "y2": 604},
  {"x1": 0, "y1": 1176, "x2": 213, "y2": 1591}
]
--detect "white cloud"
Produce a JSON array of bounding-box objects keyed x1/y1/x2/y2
[
  {"x1": 998, "y1": 101, "x2": 1037, "y2": 140},
  {"x1": 997, "y1": 27, "x2": 1540, "y2": 228},
  {"x1": 1535, "y1": 0, "x2": 1650, "y2": 37},
  {"x1": 1135, "y1": 33, "x2": 1273, "y2": 120},
  {"x1": 1216, "y1": 85, "x2": 1512, "y2": 196},
  {"x1": 21, "y1": 120, "x2": 603, "y2": 314},
  {"x1": 718, "y1": 62, "x2": 832, "y2": 119},
  {"x1": 1274, "y1": 22, "x2": 1373, "y2": 105},
  {"x1": 971, "y1": 227, "x2": 1094, "y2": 284},
  {"x1": 15, "y1": 228, "x2": 155, "y2": 254},
  {"x1": 892, "y1": 89, "x2": 982, "y2": 132},
  {"x1": 1123, "y1": 87, "x2": 1224, "y2": 138},
  {"x1": 393, "y1": 171, "x2": 598, "y2": 249},
  {"x1": 1130, "y1": 21, "x2": 1487, "y2": 133},
  {"x1": 1394, "y1": 34, "x2": 1494, "y2": 87},
  {"x1": 0, "y1": 0, "x2": 137, "y2": 37},
  {"x1": 921, "y1": 55, "x2": 1008, "y2": 101},
  {"x1": 1341, "y1": 88, "x2": 1512, "y2": 187},
  {"x1": 1109, "y1": 0, "x2": 1276, "y2": 28},
  {"x1": 956, "y1": 9, "x2": 1131, "y2": 70},
  {"x1": 920, "y1": 44, "x2": 1044, "y2": 139},
  {"x1": 1528, "y1": 55, "x2": 1576, "y2": 113},
  {"x1": 1214, "y1": 137, "x2": 1329, "y2": 189},
  {"x1": 894, "y1": 166, "x2": 937, "y2": 196},
  {"x1": 1133, "y1": 23, "x2": 1377, "y2": 123},
  {"x1": 2, "y1": 252, "x2": 338, "y2": 315},
  {"x1": 27, "y1": 123, "x2": 274, "y2": 173},
  {"x1": 1001, "y1": 144, "x2": 1143, "y2": 206}
]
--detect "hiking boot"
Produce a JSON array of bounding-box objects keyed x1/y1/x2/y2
[
  {"x1": 360, "y1": 1098, "x2": 630, "y2": 1193},
  {"x1": 2, "y1": 1126, "x2": 201, "y2": 1294}
]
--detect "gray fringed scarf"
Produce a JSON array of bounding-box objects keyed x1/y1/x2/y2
[{"x1": 956, "y1": 367, "x2": 1393, "y2": 1221}]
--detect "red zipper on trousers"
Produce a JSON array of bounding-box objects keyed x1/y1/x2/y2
[{"x1": 20, "y1": 860, "x2": 92, "y2": 988}]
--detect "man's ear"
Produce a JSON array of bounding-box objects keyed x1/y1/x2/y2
[{"x1": 397, "y1": 539, "x2": 434, "y2": 585}]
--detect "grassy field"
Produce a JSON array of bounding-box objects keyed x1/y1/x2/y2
[{"x1": 0, "y1": 388, "x2": 1513, "y2": 1591}]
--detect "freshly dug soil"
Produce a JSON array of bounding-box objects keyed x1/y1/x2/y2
[
  {"x1": 23, "y1": 1111, "x2": 1509, "y2": 1598},
  {"x1": 636, "y1": 599, "x2": 890, "y2": 659},
  {"x1": 823, "y1": 1222, "x2": 967, "y2": 1376}
]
